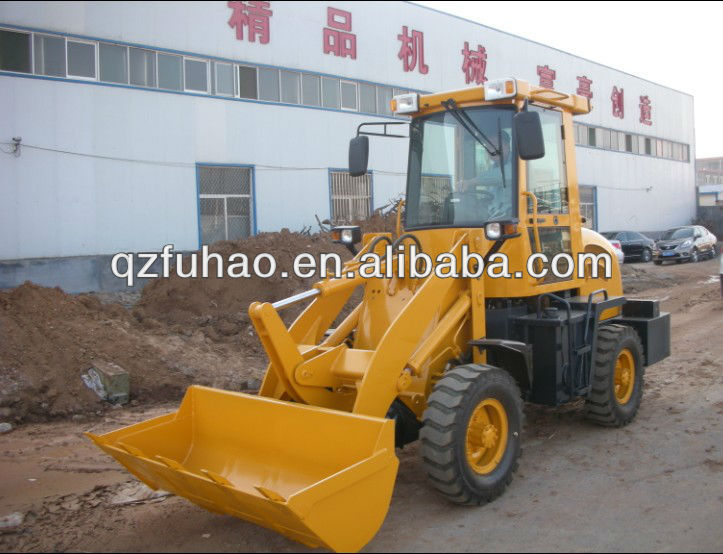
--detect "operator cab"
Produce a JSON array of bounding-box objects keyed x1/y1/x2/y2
[{"x1": 349, "y1": 78, "x2": 547, "y2": 242}]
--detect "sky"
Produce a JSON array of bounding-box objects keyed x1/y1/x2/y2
[{"x1": 416, "y1": 1, "x2": 722, "y2": 159}]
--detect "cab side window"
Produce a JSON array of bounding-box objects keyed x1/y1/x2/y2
[{"x1": 527, "y1": 107, "x2": 568, "y2": 214}]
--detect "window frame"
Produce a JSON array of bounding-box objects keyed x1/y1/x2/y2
[
  {"x1": 33, "y1": 32, "x2": 67, "y2": 78},
  {"x1": 237, "y1": 63, "x2": 259, "y2": 100},
  {"x1": 339, "y1": 79, "x2": 358, "y2": 111},
  {"x1": 197, "y1": 164, "x2": 256, "y2": 243},
  {"x1": 183, "y1": 56, "x2": 209, "y2": 93},
  {"x1": 213, "y1": 60, "x2": 235, "y2": 97},
  {"x1": 98, "y1": 41, "x2": 129, "y2": 84},
  {"x1": 66, "y1": 38, "x2": 98, "y2": 80},
  {"x1": 279, "y1": 69, "x2": 301, "y2": 105},
  {"x1": 0, "y1": 26, "x2": 33, "y2": 74},
  {"x1": 128, "y1": 46, "x2": 157, "y2": 88},
  {"x1": 301, "y1": 72, "x2": 321, "y2": 106},
  {"x1": 257, "y1": 66, "x2": 280, "y2": 102}
]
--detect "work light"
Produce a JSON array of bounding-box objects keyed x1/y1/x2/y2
[
  {"x1": 391, "y1": 93, "x2": 419, "y2": 114},
  {"x1": 484, "y1": 79, "x2": 517, "y2": 101}
]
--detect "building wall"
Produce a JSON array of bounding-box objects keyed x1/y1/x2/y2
[{"x1": 0, "y1": 1, "x2": 696, "y2": 268}]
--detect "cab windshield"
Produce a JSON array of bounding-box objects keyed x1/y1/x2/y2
[{"x1": 405, "y1": 106, "x2": 516, "y2": 229}]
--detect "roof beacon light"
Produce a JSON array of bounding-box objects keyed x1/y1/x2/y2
[
  {"x1": 484, "y1": 78, "x2": 517, "y2": 101},
  {"x1": 391, "y1": 93, "x2": 419, "y2": 114}
]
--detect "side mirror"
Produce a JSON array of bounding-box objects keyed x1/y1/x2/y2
[
  {"x1": 513, "y1": 111, "x2": 545, "y2": 160},
  {"x1": 349, "y1": 135, "x2": 369, "y2": 177}
]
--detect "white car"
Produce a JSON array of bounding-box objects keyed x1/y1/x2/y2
[{"x1": 608, "y1": 238, "x2": 625, "y2": 266}]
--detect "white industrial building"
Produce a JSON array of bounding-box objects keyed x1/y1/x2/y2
[{"x1": 0, "y1": 1, "x2": 695, "y2": 291}]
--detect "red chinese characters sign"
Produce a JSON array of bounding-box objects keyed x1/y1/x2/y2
[
  {"x1": 537, "y1": 65, "x2": 556, "y2": 88},
  {"x1": 461, "y1": 42, "x2": 487, "y2": 85},
  {"x1": 397, "y1": 26, "x2": 428, "y2": 74},
  {"x1": 323, "y1": 7, "x2": 356, "y2": 59},
  {"x1": 639, "y1": 95, "x2": 652, "y2": 126},
  {"x1": 611, "y1": 86, "x2": 624, "y2": 119},
  {"x1": 576, "y1": 75, "x2": 593, "y2": 99},
  {"x1": 227, "y1": 1, "x2": 273, "y2": 44}
]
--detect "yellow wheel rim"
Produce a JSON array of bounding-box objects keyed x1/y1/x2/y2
[
  {"x1": 614, "y1": 348, "x2": 635, "y2": 405},
  {"x1": 465, "y1": 398, "x2": 508, "y2": 475}
]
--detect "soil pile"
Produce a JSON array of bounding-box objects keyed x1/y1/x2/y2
[
  {"x1": 135, "y1": 230, "x2": 354, "y2": 348},
  {"x1": 0, "y1": 284, "x2": 263, "y2": 422}
]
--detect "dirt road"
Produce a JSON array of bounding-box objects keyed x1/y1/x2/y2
[{"x1": 1, "y1": 258, "x2": 721, "y2": 552}]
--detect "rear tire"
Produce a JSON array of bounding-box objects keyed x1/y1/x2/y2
[
  {"x1": 690, "y1": 248, "x2": 699, "y2": 263},
  {"x1": 654, "y1": 260, "x2": 662, "y2": 265},
  {"x1": 421, "y1": 364, "x2": 523, "y2": 505},
  {"x1": 585, "y1": 324, "x2": 644, "y2": 427}
]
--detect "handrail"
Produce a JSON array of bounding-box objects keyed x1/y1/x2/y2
[{"x1": 522, "y1": 191, "x2": 543, "y2": 276}]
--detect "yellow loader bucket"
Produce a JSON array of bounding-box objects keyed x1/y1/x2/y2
[{"x1": 87, "y1": 386, "x2": 398, "y2": 552}]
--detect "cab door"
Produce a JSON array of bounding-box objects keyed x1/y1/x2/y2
[{"x1": 525, "y1": 106, "x2": 578, "y2": 282}]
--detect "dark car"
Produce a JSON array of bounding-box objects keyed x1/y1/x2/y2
[
  {"x1": 652, "y1": 225, "x2": 718, "y2": 265},
  {"x1": 601, "y1": 231, "x2": 656, "y2": 263}
]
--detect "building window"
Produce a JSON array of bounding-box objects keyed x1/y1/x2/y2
[
  {"x1": 301, "y1": 73, "x2": 321, "y2": 106},
  {"x1": 258, "y1": 67, "x2": 279, "y2": 101},
  {"x1": 579, "y1": 185, "x2": 596, "y2": 230},
  {"x1": 330, "y1": 170, "x2": 372, "y2": 223},
  {"x1": 238, "y1": 65, "x2": 257, "y2": 99},
  {"x1": 99, "y1": 43, "x2": 128, "y2": 84},
  {"x1": 184, "y1": 58, "x2": 208, "y2": 92},
  {"x1": 157, "y1": 53, "x2": 182, "y2": 90},
  {"x1": 214, "y1": 62, "x2": 234, "y2": 96},
  {"x1": 340, "y1": 80, "x2": 357, "y2": 110},
  {"x1": 198, "y1": 165, "x2": 254, "y2": 244},
  {"x1": 644, "y1": 137, "x2": 652, "y2": 155},
  {"x1": 377, "y1": 86, "x2": 392, "y2": 115},
  {"x1": 34, "y1": 34, "x2": 66, "y2": 77},
  {"x1": 280, "y1": 70, "x2": 300, "y2": 104},
  {"x1": 67, "y1": 40, "x2": 96, "y2": 79},
  {"x1": 322, "y1": 76, "x2": 340, "y2": 109},
  {"x1": 587, "y1": 126, "x2": 597, "y2": 147},
  {"x1": 359, "y1": 83, "x2": 376, "y2": 114},
  {"x1": 129, "y1": 47, "x2": 156, "y2": 87},
  {"x1": 625, "y1": 134, "x2": 633, "y2": 153},
  {"x1": 527, "y1": 107, "x2": 568, "y2": 214},
  {"x1": 0, "y1": 29, "x2": 31, "y2": 73}
]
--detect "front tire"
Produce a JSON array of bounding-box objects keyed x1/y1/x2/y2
[
  {"x1": 585, "y1": 324, "x2": 644, "y2": 427},
  {"x1": 690, "y1": 248, "x2": 699, "y2": 263},
  {"x1": 421, "y1": 365, "x2": 523, "y2": 505},
  {"x1": 641, "y1": 248, "x2": 652, "y2": 263}
]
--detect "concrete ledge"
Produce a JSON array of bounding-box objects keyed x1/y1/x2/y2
[{"x1": 0, "y1": 254, "x2": 166, "y2": 293}]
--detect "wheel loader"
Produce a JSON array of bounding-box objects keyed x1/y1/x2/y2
[{"x1": 88, "y1": 78, "x2": 670, "y2": 552}]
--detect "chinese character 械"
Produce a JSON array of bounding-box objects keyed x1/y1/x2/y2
[
  {"x1": 576, "y1": 75, "x2": 593, "y2": 99},
  {"x1": 639, "y1": 95, "x2": 652, "y2": 126},
  {"x1": 537, "y1": 65, "x2": 556, "y2": 88},
  {"x1": 611, "y1": 86, "x2": 624, "y2": 119},
  {"x1": 461, "y1": 42, "x2": 488, "y2": 85},
  {"x1": 323, "y1": 7, "x2": 356, "y2": 59},
  {"x1": 227, "y1": 1, "x2": 273, "y2": 44},
  {"x1": 397, "y1": 26, "x2": 428, "y2": 74}
]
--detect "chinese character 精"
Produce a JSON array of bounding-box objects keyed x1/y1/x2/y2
[
  {"x1": 537, "y1": 65, "x2": 556, "y2": 88},
  {"x1": 227, "y1": 1, "x2": 273, "y2": 44},
  {"x1": 461, "y1": 42, "x2": 488, "y2": 85},
  {"x1": 611, "y1": 86, "x2": 624, "y2": 119},
  {"x1": 576, "y1": 75, "x2": 593, "y2": 99},
  {"x1": 639, "y1": 95, "x2": 652, "y2": 126},
  {"x1": 323, "y1": 7, "x2": 356, "y2": 59},
  {"x1": 397, "y1": 26, "x2": 428, "y2": 74}
]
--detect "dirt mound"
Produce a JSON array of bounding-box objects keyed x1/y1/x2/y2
[
  {"x1": 0, "y1": 283, "x2": 264, "y2": 422},
  {"x1": 136, "y1": 229, "x2": 354, "y2": 348},
  {"x1": 621, "y1": 263, "x2": 681, "y2": 294}
]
